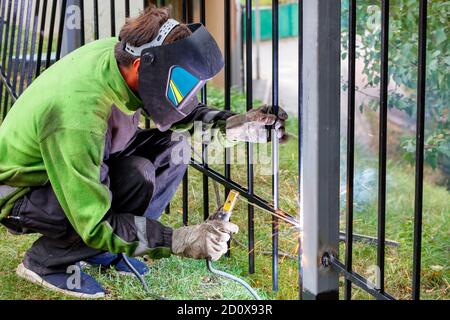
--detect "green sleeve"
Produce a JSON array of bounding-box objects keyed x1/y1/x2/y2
[{"x1": 40, "y1": 129, "x2": 172, "y2": 258}]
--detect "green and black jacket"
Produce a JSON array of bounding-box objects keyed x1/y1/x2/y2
[{"x1": 0, "y1": 38, "x2": 233, "y2": 257}]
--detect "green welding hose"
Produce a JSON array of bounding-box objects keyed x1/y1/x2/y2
[
  {"x1": 206, "y1": 260, "x2": 261, "y2": 300},
  {"x1": 120, "y1": 253, "x2": 166, "y2": 300},
  {"x1": 120, "y1": 253, "x2": 149, "y2": 291}
]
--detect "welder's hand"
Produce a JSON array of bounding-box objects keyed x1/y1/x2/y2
[
  {"x1": 225, "y1": 105, "x2": 289, "y2": 144},
  {"x1": 171, "y1": 220, "x2": 239, "y2": 261}
]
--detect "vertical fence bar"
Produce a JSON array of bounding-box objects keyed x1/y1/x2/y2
[
  {"x1": 240, "y1": 5, "x2": 245, "y2": 94},
  {"x1": 200, "y1": 0, "x2": 209, "y2": 221},
  {"x1": 79, "y1": 0, "x2": 84, "y2": 45},
  {"x1": 344, "y1": 0, "x2": 357, "y2": 301},
  {"x1": 254, "y1": 0, "x2": 260, "y2": 79},
  {"x1": 0, "y1": 0, "x2": 7, "y2": 52},
  {"x1": 93, "y1": 0, "x2": 99, "y2": 39},
  {"x1": 26, "y1": 0, "x2": 41, "y2": 87},
  {"x1": 61, "y1": 0, "x2": 82, "y2": 57},
  {"x1": 224, "y1": 0, "x2": 231, "y2": 194},
  {"x1": 181, "y1": 0, "x2": 189, "y2": 226},
  {"x1": 18, "y1": 0, "x2": 32, "y2": 94},
  {"x1": 35, "y1": 0, "x2": 48, "y2": 77},
  {"x1": 12, "y1": 0, "x2": 26, "y2": 93},
  {"x1": 245, "y1": 0, "x2": 255, "y2": 275},
  {"x1": 223, "y1": 0, "x2": 232, "y2": 257},
  {"x1": 125, "y1": 0, "x2": 130, "y2": 18},
  {"x1": 187, "y1": 0, "x2": 193, "y2": 24},
  {"x1": 182, "y1": 171, "x2": 188, "y2": 225},
  {"x1": 377, "y1": 0, "x2": 389, "y2": 293},
  {"x1": 0, "y1": 3, "x2": 4, "y2": 116},
  {"x1": 271, "y1": 0, "x2": 279, "y2": 292},
  {"x1": 110, "y1": 0, "x2": 116, "y2": 37},
  {"x1": 1, "y1": 0, "x2": 12, "y2": 72},
  {"x1": 141, "y1": 0, "x2": 155, "y2": 190},
  {"x1": 0, "y1": 0, "x2": 12, "y2": 121},
  {"x1": 0, "y1": 1, "x2": 7, "y2": 60},
  {"x1": 297, "y1": 0, "x2": 303, "y2": 300},
  {"x1": 301, "y1": 0, "x2": 340, "y2": 300},
  {"x1": 412, "y1": 0, "x2": 427, "y2": 301},
  {"x1": 6, "y1": 0, "x2": 19, "y2": 83},
  {"x1": 2, "y1": 0, "x2": 19, "y2": 116},
  {"x1": 182, "y1": 0, "x2": 187, "y2": 22},
  {"x1": 55, "y1": 0, "x2": 67, "y2": 60},
  {"x1": 45, "y1": 0, "x2": 57, "y2": 68}
]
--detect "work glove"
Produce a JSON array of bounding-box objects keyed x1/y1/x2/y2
[
  {"x1": 225, "y1": 105, "x2": 289, "y2": 144},
  {"x1": 171, "y1": 220, "x2": 239, "y2": 261}
]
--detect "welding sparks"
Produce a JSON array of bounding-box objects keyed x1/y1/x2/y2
[{"x1": 236, "y1": 196, "x2": 301, "y2": 230}]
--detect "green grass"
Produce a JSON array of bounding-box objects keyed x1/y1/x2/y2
[
  {"x1": 0, "y1": 229, "x2": 266, "y2": 300},
  {"x1": 0, "y1": 87, "x2": 448, "y2": 300}
]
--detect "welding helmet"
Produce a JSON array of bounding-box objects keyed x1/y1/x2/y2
[{"x1": 122, "y1": 19, "x2": 224, "y2": 131}]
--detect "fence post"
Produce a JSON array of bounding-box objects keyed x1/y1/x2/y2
[
  {"x1": 300, "y1": 0, "x2": 341, "y2": 300},
  {"x1": 61, "y1": 0, "x2": 82, "y2": 56}
]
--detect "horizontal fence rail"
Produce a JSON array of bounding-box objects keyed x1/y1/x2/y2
[{"x1": 0, "y1": 0, "x2": 431, "y2": 300}]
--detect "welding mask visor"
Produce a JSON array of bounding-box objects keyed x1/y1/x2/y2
[{"x1": 133, "y1": 23, "x2": 223, "y2": 131}]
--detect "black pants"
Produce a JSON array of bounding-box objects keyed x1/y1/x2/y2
[{"x1": 1, "y1": 129, "x2": 188, "y2": 275}]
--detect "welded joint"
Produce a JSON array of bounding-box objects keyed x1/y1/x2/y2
[{"x1": 321, "y1": 252, "x2": 335, "y2": 269}]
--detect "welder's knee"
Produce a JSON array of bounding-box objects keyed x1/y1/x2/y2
[
  {"x1": 131, "y1": 156, "x2": 156, "y2": 181},
  {"x1": 109, "y1": 156, "x2": 156, "y2": 215},
  {"x1": 130, "y1": 156, "x2": 156, "y2": 192}
]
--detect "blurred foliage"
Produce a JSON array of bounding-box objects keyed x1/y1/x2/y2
[
  {"x1": 401, "y1": 130, "x2": 450, "y2": 170},
  {"x1": 341, "y1": 0, "x2": 450, "y2": 172}
]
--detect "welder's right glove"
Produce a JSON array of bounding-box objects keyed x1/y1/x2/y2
[
  {"x1": 225, "y1": 105, "x2": 289, "y2": 144},
  {"x1": 171, "y1": 220, "x2": 239, "y2": 261}
]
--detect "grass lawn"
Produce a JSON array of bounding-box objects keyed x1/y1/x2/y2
[{"x1": 0, "y1": 87, "x2": 448, "y2": 300}]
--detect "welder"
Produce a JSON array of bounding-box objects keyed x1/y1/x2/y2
[{"x1": 0, "y1": 6, "x2": 287, "y2": 298}]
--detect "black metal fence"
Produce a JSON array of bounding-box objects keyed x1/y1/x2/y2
[
  {"x1": 336, "y1": 0, "x2": 429, "y2": 300},
  {"x1": 0, "y1": 0, "x2": 432, "y2": 300}
]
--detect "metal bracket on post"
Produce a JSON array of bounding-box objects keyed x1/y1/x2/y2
[
  {"x1": 300, "y1": 0, "x2": 341, "y2": 300},
  {"x1": 61, "y1": 0, "x2": 82, "y2": 57}
]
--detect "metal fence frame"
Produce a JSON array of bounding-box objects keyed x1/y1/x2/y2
[{"x1": 0, "y1": 0, "x2": 431, "y2": 300}]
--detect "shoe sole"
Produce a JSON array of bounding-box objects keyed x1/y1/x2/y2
[{"x1": 16, "y1": 263, "x2": 105, "y2": 299}]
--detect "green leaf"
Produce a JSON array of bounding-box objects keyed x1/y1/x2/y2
[{"x1": 434, "y1": 28, "x2": 447, "y2": 45}]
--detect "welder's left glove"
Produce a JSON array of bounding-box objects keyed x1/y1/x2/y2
[{"x1": 225, "y1": 105, "x2": 289, "y2": 144}]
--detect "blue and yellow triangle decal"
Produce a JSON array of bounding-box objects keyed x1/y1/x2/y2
[
  {"x1": 169, "y1": 80, "x2": 184, "y2": 104},
  {"x1": 166, "y1": 66, "x2": 200, "y2": 108}
]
